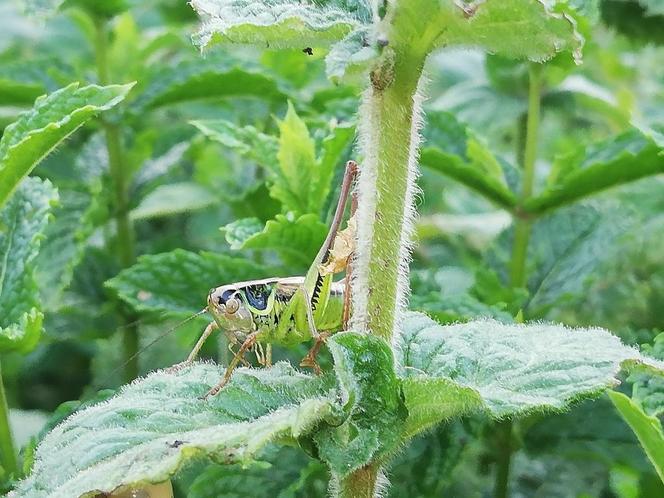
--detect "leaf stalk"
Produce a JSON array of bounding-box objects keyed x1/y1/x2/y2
[
  {"x1": 93, "y1": 17, "x2": 139, "y2": 382},
  {"x1": 0, "y1": 360, "x2": 18, "y2": 478}
]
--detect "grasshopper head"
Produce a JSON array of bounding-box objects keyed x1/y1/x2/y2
[{"x1": 207, "y1": 285, "x2": 255, "y2": 334}]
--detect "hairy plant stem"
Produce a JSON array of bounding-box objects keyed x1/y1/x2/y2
[
  {"x1": 498, "y1": 64, "x2": 542, "y2": 498},
  {"x1": 351, "y1": 49, "x2": 425, "y2": 342},
  {"x1": 337, "y1": 463, "x2": 381, "y2": 498},
  {"x1": 0, "y1": 360, "x2": 17, "y2": 477},
  {"x1": 94, "y1": 18, "x2": 139, "y2": 382}
]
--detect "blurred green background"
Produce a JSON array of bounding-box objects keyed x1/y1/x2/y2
[{"x1": 1, "y1": 0, "x2": 663, "y2": 496}]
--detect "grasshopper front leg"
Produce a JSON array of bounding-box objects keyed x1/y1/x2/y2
[{"x1": 167, "y1": 321, "x2": 219, "y2": 373}]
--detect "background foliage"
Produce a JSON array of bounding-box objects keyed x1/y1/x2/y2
[{"x1": 0, "y1": 0, "x2": 663, "y2": 496}]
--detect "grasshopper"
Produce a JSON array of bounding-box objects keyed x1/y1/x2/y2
[{"x1": 171, "y1": 161, "x2": 358, "y2": 398}]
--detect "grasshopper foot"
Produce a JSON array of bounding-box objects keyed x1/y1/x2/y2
[
  {"x1": 165, "y1": 360, "x2": 191, "y2": 374},
  {"x1": 300, "y1": 332, "x2": 330, "y2": 375}
]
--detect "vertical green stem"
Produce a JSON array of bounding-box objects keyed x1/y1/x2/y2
[
  {"x1": 509, "y1": 64, "x2": 542, "y2": 289},
  {"x1": 94, "y1": 18, "x2": 139, "y2": 382},
  {"x1": 351, "y1": 49, "x2": 425, "y2": 341},
  {"x1": 337, "y1": 464, "x2": 380, "y2": 498},
  {"x1": 498, "y1": 64, "x2": 542, "y2": 498},
  {"x1": 0, "y1": 360, "x2": 18, "y2": 477}
]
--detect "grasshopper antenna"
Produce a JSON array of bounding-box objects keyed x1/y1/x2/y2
[{"x1": 95, "y1": 308, "x2": 208, "y2": 390}]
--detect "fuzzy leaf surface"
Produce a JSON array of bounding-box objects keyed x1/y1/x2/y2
[
  {"x1": 424, "y1": 0, "x2": 582, "y2": 62},
  {"x1": 526, "y1": 129, "x2": 664, "y2": 214},
  {"x1": 106, "y1": 249, "x2": 268, "y2": 315},
  {"x1": 609, "y1": 391, "x2": 664, "y2": 483},
  {"x1": 0, "y1": 178, "x2": 58, "y2": 353},
  {"x1": 191, "y1": 0, "x2": 371, "y2": 50},
  {"x1": 9, "y1": 363, "x2": 335, "y2": 498},
  {"x1": 315, "y1": 332, "x2": 407, "y2": 478},
  {"x1": 421, "y1": 111, "x2": 517, "y2": 210},
  {"x1": 397, "y1": 312, "x2": 664, "y2": 420},
  {"x1": 0, "y1": 82, "x2": 132, "y2": 208}
]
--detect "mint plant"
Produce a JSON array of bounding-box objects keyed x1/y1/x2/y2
[{"x1": 2, "y1": 1, "x2": 664, "y2": 497}]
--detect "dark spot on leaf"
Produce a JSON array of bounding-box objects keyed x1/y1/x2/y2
[
  {"x1": 168, "y1": 440, "x2": 186, "y2": 448},
  {"x1": 303, "y1": 47, "x2": 314, "y2": 56}
]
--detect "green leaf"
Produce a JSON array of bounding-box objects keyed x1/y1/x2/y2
[
  {"x1": 0, "y1": 82, "x2": 133, "y2": 209},
  {"x1": 275, "y1": 103, "x2": 318, "y2": 214},
  {"x1": 0, "y1": 178, "x2": 58, "y2": 353},
  {"x1": 601, "y1": 0, "x2": 664, "y2": 45},
  {"x1": 410, "y1": 292, "x2": 514, "y2": 325},
  {"x1": 314, "y1": 122, "x2": 355, "y2": 210},
  {"x1": 315, "y1": 332, "x2": 407, "y2": 478},
  {"x1": 526, "y1": 129, "x2": 664, "y2": 215},
  {"x1": 34, "y1": 186, "x2": 102, "y2": 310},
  {"x1": 8, "y1": 363, "x2": 335, "y2": 498},
  {"x1": 221, "y1": 217, "x2": 264, "y2": 250},
  {"x1": 240, "y1": 214, "x2": 328, "y2": 270},
  {"x1": 489, "y1": 203, "x2": 632, "y2": 314},
  {"x1": 191, "y1": 0, "x2": 370, "y2": 50},
  {"x1": 106, "y1": 249, "x2": 268, "y2": 315},
  {"x1": 425, "y1": 0, "x2": 583, "y2": 62},
  {"x1": 631, "y1": 333, "x2": 664, "y2": 418},
  {"x1": 609, "y1": 391, "x2": 664, "y2": 483},
  {"x1": 190, "y1": 119, "x2": 279, "y2": 172},
  {"x1": 325, "y1": 27, "x2": 378, "y2": 83},
  {"x1": 397, "y1": 312, "x2": 664, "y2": 421},
  {"x1": 133, "y1": 60, "x2": 285, "y2": 111},
  {"x1": 130, "y1": 182, "x2": 218, "y2": 220},
  {"x1": 421, "y1": 111, "x2": 517, "y2": 210}
]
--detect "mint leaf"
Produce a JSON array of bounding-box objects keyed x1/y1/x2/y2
[
  {"x1": 190, "y1": 119, "x2": 279, "y2": 172},
  {"x1": 0, "y1": 178, "x2": 58, "y2": 353},
  {"x1": 130, "y1": 182, "x2": 218, "y2": 220},
  {"x1": 9, "y1": 363, "x2": 335, "y2": 498},
  {"x1": 609, "y1": 391, "x2": 664, "y2": 483},
  {"x1": 133, "y1": 60, "x2": 285, "y2": 111},
  {"x1": 221, "y1": 218, "x2": 264, "y2": 250},
  {"x1": 106, "y1": 249, "x2": 268, "y2": 315},
  {"x1": 241, "y1": 214, "x2": 328, "y2": 270},
  {"x1": 191, "y1": 0, "x2": 370, "y2": 50},
  {"x1": 0, "y1": 82, "x2": 133, "y2": 209},
  {"x1": 315, "y1": 332, "x2": 407, "y2": 478},
  {"x1": 525, "y1": 129, "x2": 664, "y2": 215},
  {"x1": 421, "y1": 111, "x2": 517, "y2": 210},
  {"x1": 325, "y1": 27, "x2": 378, "y2": 83},
  {"x1": 427, "y1": 0, "x2": 582, "y2": 62},
  {"x1": 34, "y1": 186, "x2": 102, "y2": 311},
  {"x1": 397, "y1": 312, "x2": 664, "y2": 423}
]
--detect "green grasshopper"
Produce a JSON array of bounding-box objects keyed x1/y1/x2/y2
[{"x1": 171, "y1": 161, "x2": 358, "y2": 398}]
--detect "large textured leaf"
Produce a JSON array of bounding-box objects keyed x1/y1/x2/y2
[
  {"x1": 488, "y1": 202, "x2": 633, "y2": 314},
  {"x1": 191, "y1": 0, "x2": 371, "y2": 50},
  {"x1": 106, "y1": 249, "x2": 268, "y2": 315},
  {"x1": 240, "y1": 214, "x2": 328, "y2": 270},
  {"x1": 133, "y1": 60, "x2": 285, "y2": 111},
  {"x1": 0, "y1": 82, "x2": 133, "y2": 208},
  {"x1": 397, "y1": 312, "x2": 664, "y2": 423},
  {"x1": 525, "y1": 129, "x2": 664, "y2": 215},
  {"x1": 421, "y1": 0, "x2": 582, "y2": 62},
  {"x1": 421, "y1": 111, "x2": 517, "y2": 210},
  {"x1": 9, "y1": 363, "x2": 335, "y2": 498},
  {"x1": 609, "y1": 391, "x2": 664, "y2": 483},
  {"x1": 0, "y1": 178, "x2": 58, "y2": 353},
  {"x1": 315, "y1": 332, "x2": 407, "y2": 478}
]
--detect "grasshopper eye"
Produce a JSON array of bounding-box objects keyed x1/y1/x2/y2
[{"x1": 225, "y1": 297, "x2": 240, "y2": 314}]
